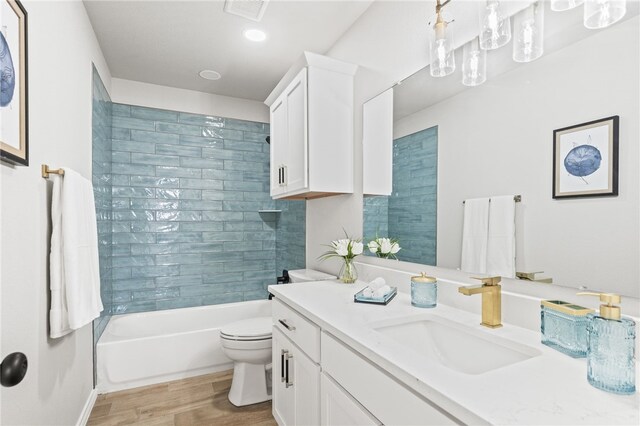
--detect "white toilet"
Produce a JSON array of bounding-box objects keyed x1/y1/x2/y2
[{"x1": 220, "y1": 269, "x2": 335, "y2": 406}]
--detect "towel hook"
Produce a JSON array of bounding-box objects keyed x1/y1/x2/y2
[{"x1": 41, "y1": 165, "x2": 65, "y2": 179}]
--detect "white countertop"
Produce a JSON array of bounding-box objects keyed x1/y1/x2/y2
[{"x1": 268, "y1": 281, "x2": 640, "y2": 426}]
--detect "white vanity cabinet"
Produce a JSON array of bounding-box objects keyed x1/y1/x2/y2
[
  {"x1": 272, "y1": 297, "x2": 460, "y2": 426},
  {"x1": 265, "y1": 52, "x2": 357, "y2": 200}
]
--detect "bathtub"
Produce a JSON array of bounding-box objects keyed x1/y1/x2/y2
[{"x1": 96, "y1": 300, "x2": 272, "y2": 393}]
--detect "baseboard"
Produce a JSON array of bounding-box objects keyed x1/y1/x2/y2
[{"x1": 76, "y1": 388, "x2": 98, "y2": 426}]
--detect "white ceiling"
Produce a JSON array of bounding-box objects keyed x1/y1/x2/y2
[{"x1": 83, "y1": 0, "x2": 373, "y2": 101}]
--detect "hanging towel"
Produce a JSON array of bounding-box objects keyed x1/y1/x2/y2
[
  {"x1": 460, "y1": 198, "x2": 490, "y2": 274},
  {"x1": 486, "y1": 195, "x2": 516, "y2": 278},
  {"x1": 50, "y1": 169, "x2": 103, "y2": 338}
]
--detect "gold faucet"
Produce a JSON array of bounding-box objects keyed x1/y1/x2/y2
[{"x1": 458, "y1": 276, "x2": 502, "y2": 329}]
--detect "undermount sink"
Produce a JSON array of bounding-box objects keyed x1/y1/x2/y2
[{"x1": 372, "y1": 315, "x2": 541, "y2": 375}]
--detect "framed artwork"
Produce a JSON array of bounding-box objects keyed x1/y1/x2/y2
[
  {"x1": 0, "y1": 0, "x2": 28, "y2": 166},
  {"x1": 553, "y1": 116, "x2": 619, "y2": 199}
]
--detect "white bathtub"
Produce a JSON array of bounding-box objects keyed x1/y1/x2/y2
[{"x1": 96, "y1": 300, "x2": 272, "y2": 393}]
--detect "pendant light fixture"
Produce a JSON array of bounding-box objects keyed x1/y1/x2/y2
[
  {"x1": 479, "y1": 0, "x2": 511, "y2": 50},
  {"x1": 584, "y1": 0, "x2": 626, "y2": 29},
  {"x1": 429, "y1": 0, "x2": 455, "y2": 77},
  {"x1": 462, "y1": 37, "x2": 487, "y2": 86},
  {"x1": 550, "y1": 0, "x2": 584, "y2": 11},
  {"x1": 513, "y1": 1, "x2": 545, "y2": 63}
]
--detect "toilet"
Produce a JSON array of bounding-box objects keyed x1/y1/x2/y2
[{"x1": 220, "y1": 269, "x2": 335, "y2": 406}]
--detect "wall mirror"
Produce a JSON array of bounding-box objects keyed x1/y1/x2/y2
[{"x1": 362, "y1": 5, "x2": 639, "y2": 298}]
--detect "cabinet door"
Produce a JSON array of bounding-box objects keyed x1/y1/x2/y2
[
  {"x1": 363, "y1": 88, "x2": 393, "y2": 196},
  {"x1": 272, "y1": 328, "x2": 320, "y2": 426},
  {"x1": 270, "y1": 96, "x2": 287, "y2": 197},
  {"x1": 291, "y1": 339, "x2": 320, "y2": 425},
  {"x1": 272, "y1": 329, "x2": 295, "y2": 425},
  {"x1": 321, "y1": 373, "x2": 381, "y2": 426},
  {"x1": 283, "y1": 68, "x2": 308, "y2": 194}
]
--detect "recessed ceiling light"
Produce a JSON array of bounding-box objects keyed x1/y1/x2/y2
[
  {"x1": 244, "y1": 28, "x2": 267, "y2": 42},
  {"x1": 199, "y1": 70, "x2": 221, "y2": 81}
]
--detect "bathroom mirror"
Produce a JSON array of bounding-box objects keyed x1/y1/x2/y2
[{"x1": 362, "y1": 8, "x2": 639, "y2": 298}]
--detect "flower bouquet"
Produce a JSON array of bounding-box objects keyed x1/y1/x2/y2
[
  {"x1": 367, "y1": 237, "x2": 401, "y2": 260},
  {"x1": 319, "y1": 234, "x2": 363, "y2": 283}
]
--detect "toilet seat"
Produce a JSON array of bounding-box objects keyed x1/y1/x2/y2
[
  {"x1": 220, "y1": 316, "x2": 273, "y2": 341},
  {"x1": 221, "y1": 337, "x2": 272, "y2": 350}
]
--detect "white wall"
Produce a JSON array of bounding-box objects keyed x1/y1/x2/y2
[
  {"x1": 393, "y1": 17, "x2": 639, "y2": 297},
  {"x1": 0, "y1": 1, "x2": 111, "y2": 424},
  {"x1": 111, "y1": 78, "x2": 269, "y2": 123}
]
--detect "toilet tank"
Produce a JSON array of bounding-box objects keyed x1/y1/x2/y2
[{"x1": 288, "y1": 269, "x2": 336, "y2": 283}]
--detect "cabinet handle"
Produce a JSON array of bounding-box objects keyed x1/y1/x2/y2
[
  {"x1": 282, "y1": 165, "x2": 286, "y2": 185},
  {"x1": 278, "y1": 319, "x2": 296, "y2": 331},
  {"x1": 278, "y1": 167, "x2": 282, "y2": 185},
  {"x1": 280, "y1": 349, "x2": 288, "y2": 383},
  {"x1": 285, "y1": 353, "x2": 293, "y2": 388}
]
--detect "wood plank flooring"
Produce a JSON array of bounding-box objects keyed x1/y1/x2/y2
[{"x1": 88, "y1": 370, "x2": 276, "y2": 426}]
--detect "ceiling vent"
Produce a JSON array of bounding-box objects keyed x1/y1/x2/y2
[{"x1": 223, "y1": 0, "x2": 270, "y2": 22}]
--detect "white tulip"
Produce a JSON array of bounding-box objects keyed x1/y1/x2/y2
[
  {"x1": 335, "y1": 240, "x2": 349, "y2": 256},
  {"x1": 390, "y1": 242, "x2": 401, "y2": 254},
  {"x1": 352, "y1": 242, "x2": 364, "y2": 255},
  {"x1": 380, "y1": 238, "x2": 392, "y2": 254},
  {"x1": 367, "y1": 240, "x2": 379, "y2": 253}
]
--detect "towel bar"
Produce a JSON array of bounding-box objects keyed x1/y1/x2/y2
[
  {"x1": 41, "y1": 164, "x2": 64, "y2": 179},
  {"x1": 463, "y1": 195, "x2": 521, "y2": 204}
]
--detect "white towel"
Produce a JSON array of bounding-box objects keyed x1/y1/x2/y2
[
  {"x1": 487, "y1": 195, "x2": 516, "y2": 278},
  {"x1": 50, "y1": 169, "x2": 103, "y2": 338},
  {"x1": 460, "y1": 198, "x2": 490, "y2": 274},
  {"x1": 372, "y1": 285, "x2": 391, "y2": 298},
  {"x1": 368, "y1": 277, "x2": 386, "y2": 290}
]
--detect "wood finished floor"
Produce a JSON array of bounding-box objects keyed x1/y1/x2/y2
[{"x1": 88, "y1": 370, "x2": 276, "y2": 426}]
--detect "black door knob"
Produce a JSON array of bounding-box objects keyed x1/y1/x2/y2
[{"x1": 1, "y1": 352, "x2": 28, "y2": 387}]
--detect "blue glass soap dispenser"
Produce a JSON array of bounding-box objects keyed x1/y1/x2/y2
[{"x1": 578, "y1": 292, "x2": 636, "y2": 395}]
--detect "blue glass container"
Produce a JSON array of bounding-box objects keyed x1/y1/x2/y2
[
  {"x1": 578, "y1": 292, "x2": 636, "y2": 395},
  {"x1": 411, "y1": 273, "x2": 437, "y2": 308},
  {"x1": 586, "y1": 314, "x2": 636, "y2": 395},
  {"x1": 540, "y1": 300, "x2": 593, "y2": 358}
]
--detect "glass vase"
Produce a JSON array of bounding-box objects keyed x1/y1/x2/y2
[{"x1": 339, "y1": 258, "x2": 358, "y2": 284}]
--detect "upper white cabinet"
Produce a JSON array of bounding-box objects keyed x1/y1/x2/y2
[
  {"x1": 265, "y1": 52, "x2": 358, "y2": 200},
  {"x1": 362, "y1": 88, "x2": 393, "y2": 196}
]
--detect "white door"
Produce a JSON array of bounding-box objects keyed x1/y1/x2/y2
[
  {"x1": 321, "y1": 373, "x2": 381, "y2": 426},
  {"x1": 272, "y1": 329, "x2": 295, "y2": 425},
  {"x1": 270, "y1": 96, "x2": 288, "y2": 197},
  {"x1": 283, "y1": 68, "x2": 308, "y2": 195}
]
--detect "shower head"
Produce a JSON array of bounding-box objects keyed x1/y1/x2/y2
[{"x1": 265, "y1": 136, "x2": 270, "y2": 144}]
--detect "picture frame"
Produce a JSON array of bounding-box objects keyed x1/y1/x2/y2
[
  {"x1": 552, "y1": 116, "x2": 619, "y2": 199},
  {"x1": 0, "y1": 0, "x2": 28, "y2": 166}
]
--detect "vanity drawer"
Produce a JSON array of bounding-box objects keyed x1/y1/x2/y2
[
  {"x1": 321, "y1": 332, "x2": 460, "y2": 426},
  {"x1": 273, "y1": 298, "x2": 321, "y2": 362}
]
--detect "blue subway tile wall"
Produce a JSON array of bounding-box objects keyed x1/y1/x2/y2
[
  {"x1": 92, "y1": 67, "x2": 113, "y2": 341},
  {"x1": 110, "y1": 104, "x2": 297, "y2": 313},
  {"x1": 388, "y1": 126, "x2": 438, "y2": 265},
  {"x1": 363, "y1": 196, "x2": 389, "y2": 247},
  {"x1": 275, "y1": 200, "x2": 306, "y2": 276}
]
